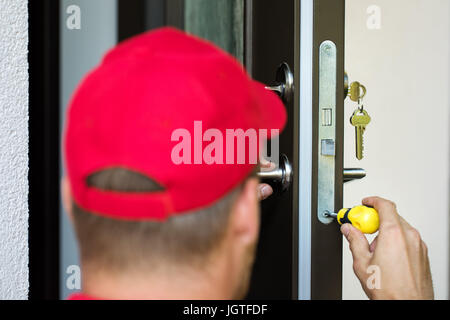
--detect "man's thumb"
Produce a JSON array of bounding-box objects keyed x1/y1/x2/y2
[{"x1": 341, "y1": 224, "x2": 371, "y2": 275}]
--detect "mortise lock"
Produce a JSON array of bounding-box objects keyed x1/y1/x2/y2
[{"x1": 257, "y1": 154, "x2": 293, "y2": 192}]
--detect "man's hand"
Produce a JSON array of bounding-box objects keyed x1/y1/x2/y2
[
  {"x1": 258, "y1": 184, "x2": 273, "y2": 201},
  {"x1": 257, "y1": 159, "x2": 276, "y2": 201},
  {"x1": 341, "y1": 197, "x2": 434, "y2": 300}
]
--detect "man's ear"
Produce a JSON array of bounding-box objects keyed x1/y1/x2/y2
[
  {"x1": 229, "y1": 178, "x2": 260, "y2": 245},
  {"x1": 61, "y1": 176, "x2": 74, "y2": 222}
]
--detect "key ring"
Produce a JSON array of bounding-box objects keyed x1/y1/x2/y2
[
  {"x1": 357, "y1": 85, "x2": 367, "y2": 112},
  {"x1": 359, "y1": 84, "x2": 367, "y2": 101},
  {"x1": 358, "y1": 98, "x2": 364, "y2": 113},
  {"x1": 359, "y1": 102, "x2": 364, "y2": 112}
]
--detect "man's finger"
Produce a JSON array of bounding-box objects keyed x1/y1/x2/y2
[
  {"x1": 362, "y1": 196, "x2": 401, "y2": 229},
  {"x1": 258, "y1": 184, "x2": 273, "y2": 201},
  {"x1": 259, "y1": 158, "x2": 276, "y2": 171},
  {"x1": 341, "y1": 224, "x2": 371, "y2": 276}
]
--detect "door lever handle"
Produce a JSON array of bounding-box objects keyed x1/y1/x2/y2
[
  {"x1": 343, "y1": 168, "x2": 366, "y2": 183},
  {"x1": 265, "y1": 63, "x2": 294, "y2": 103},
  {"x1": 257, "y1": 154, "x2": 293, "y2": 192}
]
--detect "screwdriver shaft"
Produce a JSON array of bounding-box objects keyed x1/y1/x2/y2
[{"x1": 324, "y1": 211, "x2": 338, "y2": 219}]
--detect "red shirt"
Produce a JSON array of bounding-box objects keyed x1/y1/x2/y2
[{"x1": 67, "y1": 293, "x2": 98, "y2": 300}]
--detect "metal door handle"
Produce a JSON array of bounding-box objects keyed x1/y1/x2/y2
[
  {"x1": 257, "y1": 154, "x2": 293, "y2": 192},
  {"x1": 343, "y1": 168, "x2": 366, "y2": 183},
  {"x1": 265, "y1": 63, "x2": 294, "y2": 103}
]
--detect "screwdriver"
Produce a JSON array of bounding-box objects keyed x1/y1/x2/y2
[{"x1": 324, "y1": 206, "x2": 380, "y2": 234}]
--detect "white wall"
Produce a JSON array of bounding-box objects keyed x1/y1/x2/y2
[
  {"x1": 0, "y1": 0, "x2": 29, "y2": 300},
  {"x1": 344, "y1": 0, "x2": 450, "y2": 300}
]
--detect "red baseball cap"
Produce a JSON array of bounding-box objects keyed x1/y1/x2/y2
[{"x1": 64, "y1": 27, "x2": 287, "y2": 221}]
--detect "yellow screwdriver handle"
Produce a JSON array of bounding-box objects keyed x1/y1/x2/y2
[{"x1": 337, "y1": 206, "x2": 380, "y2": 234}]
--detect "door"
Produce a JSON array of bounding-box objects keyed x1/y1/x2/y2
[
  {"x1": 245, "y1": 0, "x2": 295, "y2": 299},
  {"x1": 248, "y1": 0, "x2": 345, "y2": 300},
  {"x1": 55, "y1": 0, "x2": 345, "y2": 300}
]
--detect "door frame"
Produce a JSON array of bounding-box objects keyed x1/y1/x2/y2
[
  {"x1": 28, "y1": 0, "x2": 61, "y2": 300},
  {"x1": 297, "y1": 0, "x2": 345, "y2": 300},
  {"x1": 296, "y1": 0, "x2": 314, "y2": 300}
]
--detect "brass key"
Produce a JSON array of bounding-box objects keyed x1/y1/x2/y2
[
  {"x1": 348, "y1": 82, "x2": 367, "y2": 102},
  {"x1": 350, "y1": 110, "x2": 371, "y2": 160}
]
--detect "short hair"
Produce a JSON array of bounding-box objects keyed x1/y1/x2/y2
[{"x1": 72, "y1": 168, "x2": 244, "y2": 273}]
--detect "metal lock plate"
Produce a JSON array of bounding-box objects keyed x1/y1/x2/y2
[{"x1": 317, "y1": 40, "x2": 337, "y2": 225}]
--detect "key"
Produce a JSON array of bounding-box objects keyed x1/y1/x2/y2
[
  {"x1": 348, "y1": 82, "x2": 367, "y2": 102},
  {"x1": 350, "y1": 109, "x2": 371, "y2": 160}
]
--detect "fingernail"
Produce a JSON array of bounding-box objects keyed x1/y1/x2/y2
[
  {"x1": 341, "y1": 224, "x2": 351, "y2": 238},
  {"x1": 260, "y1": 186, "x2": 272, "y2": 199}
]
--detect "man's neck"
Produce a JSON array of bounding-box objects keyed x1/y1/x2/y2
[{"x1": 80, "y1": 266, "x2": 234, "y2": 300}]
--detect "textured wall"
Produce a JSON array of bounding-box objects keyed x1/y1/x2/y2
[{"x1": 0, "y1": 0, "x2": 29, "y2": 300}]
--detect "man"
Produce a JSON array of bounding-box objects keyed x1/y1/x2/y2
[{"x1": 63, "y1": 27, "x2": 433, "y2": 300}]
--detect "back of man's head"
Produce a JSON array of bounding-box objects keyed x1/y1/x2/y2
[
  {"x1": 63, "y1": 168, "x2": 259, "y2": 300},
  {"x1": 71, "y1": 168, "x2": 242, "y2": 272}
]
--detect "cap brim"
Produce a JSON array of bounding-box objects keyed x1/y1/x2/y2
[{"x1": 251, "y1": 80, "x2": 288, "y2": 139}]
